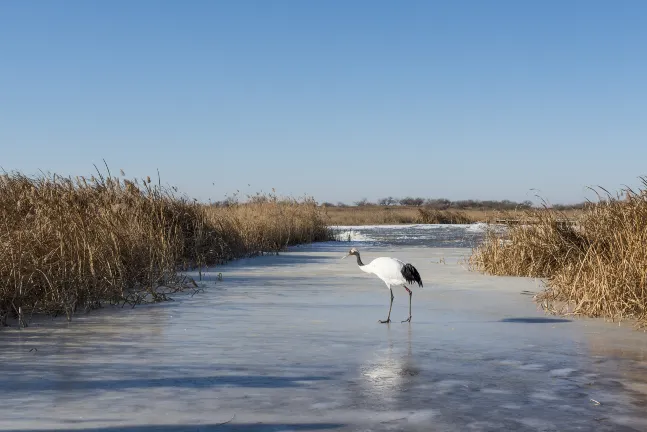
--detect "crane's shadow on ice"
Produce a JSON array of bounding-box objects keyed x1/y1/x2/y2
[{"x1": 500, "y1": 317, "x2": 572, "y2": 324}]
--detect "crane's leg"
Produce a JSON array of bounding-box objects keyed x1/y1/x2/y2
[
  {"x1": 379, "y1": 288, "x2": 394, "y2": 324},
  {"x1": 401, "y1": 285, "x2": 412, "y2": 323}
]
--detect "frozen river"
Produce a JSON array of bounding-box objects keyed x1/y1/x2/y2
[{"x1": 1, "y1": 225, "x2": 646, "y2": 431}]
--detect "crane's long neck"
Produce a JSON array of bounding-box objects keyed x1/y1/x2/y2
[{"x1": 355, "y1": 253, "x2": 365, "y2": 267}]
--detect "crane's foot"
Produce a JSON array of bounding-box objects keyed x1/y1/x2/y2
[
  {"x1": 378, "y1": 318, "x2": 391, "y2": 324},
  {"x1": 401, "y1": 316, "x2": 412, "y2": 323}
]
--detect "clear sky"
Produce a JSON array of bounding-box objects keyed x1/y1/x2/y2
[{"x1": 1, "y1": 1, "x2": 646, "y2": 205}]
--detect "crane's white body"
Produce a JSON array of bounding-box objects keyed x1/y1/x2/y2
[{"x1": 359, "y1": 256, "x2": 409, "y2": 288}]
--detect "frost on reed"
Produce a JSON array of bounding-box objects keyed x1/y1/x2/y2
[
  {"x1": 469, "y1": 179, "x2": 647, "y2": 327},
  {"x1": 0, "y1": 171, "x2": 331, "y2": 325}
]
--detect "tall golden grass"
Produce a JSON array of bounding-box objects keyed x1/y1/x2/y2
[
  {"x1": 321, "y1": 205, "x2": 575, "y2": 226},
  {"x1": 323, "y1": 206, "x2": 490, "y2": 225},
  {"x1": 469, "y1": 180, "x2": 647, "y2": 327},
  {"x1": 206, "y1": 192, "x2": 331, "y2": 254},
  {"x1": 416, "y1": 208, "x2": 474, "y2": 224},
  {"x1": 0, "y1": 170, "x2": 330, "y2": 325}
]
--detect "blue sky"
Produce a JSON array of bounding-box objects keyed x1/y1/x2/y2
[{"x1": 1, "y1": 1, "x2": 646, "y2": 204}]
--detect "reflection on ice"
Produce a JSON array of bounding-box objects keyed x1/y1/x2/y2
[{"x1": 360, "y1": 326, "x2": 419, "y2": 397}]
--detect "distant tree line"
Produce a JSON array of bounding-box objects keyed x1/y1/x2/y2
[{"x1": 320, "y1": 197, "x2": 587, "y2": 210}]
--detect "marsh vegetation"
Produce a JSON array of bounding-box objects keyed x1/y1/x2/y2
[
  {"x1": 469, "y1": 180, "x2": 647, "y2": 327},
  {"x1": 0, "y1": 169, "x2": 330, "y2": 326}
]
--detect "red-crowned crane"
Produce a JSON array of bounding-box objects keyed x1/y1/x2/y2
[{"x1": 343, "y1": 248, "x2": 423, "y2": 323}]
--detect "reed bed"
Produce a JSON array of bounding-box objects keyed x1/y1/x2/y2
[
  {"x1": 416, "y1": 208, "x2": 474, "y2": 224},
  {"x1": 323, "y1": 206, "x2": 495, "y2": 225},
  {"x1": 206, "y1": 192, "x2": 331, "y2": 253},
  {"x1": 469, "y1": 180, "x2": 647, "y2": 327},
  {"x1": 0, "y1": 170, "x2": 331, "y2": 326}
]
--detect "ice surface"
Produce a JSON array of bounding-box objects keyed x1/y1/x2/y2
[{"x1": 0, "y1": 244, "x2": 646, "y2": 431}]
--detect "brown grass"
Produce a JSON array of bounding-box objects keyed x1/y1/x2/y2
[
  {"x1": 322, "y1": 205, "x2": 575, "y2": 226},
  {"x1": 205, "y1": 193, "x2": 331, "y2": 254},
  {"x1": 0, "y1": 170, "x2": 330, "y2": 326},
  {"x1": 469, "y1": 180, "x2": 647, "y2": 327},
  {"x1": 416, "y1": 208, "x2": 474, "y2": 224},
  {"x1": 322, "y1": 206, "x2": 510, "y2": 225}
]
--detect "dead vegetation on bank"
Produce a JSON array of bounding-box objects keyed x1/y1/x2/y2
[
  {"x1": 0, "y1": 169, "x2": 330, "y2": 326},
  {"x1": 323, "y1": 206, "x2": 489, "y2": 225},
  {"x1": 416, "y1": 208, "x2": 475, "y2": 224},
  {"x1": 469, "y1": 180, "x2": 647, "y2": 327},
  {"x1": 321, "y1": 204, "x2": 582, "y2": 226}
]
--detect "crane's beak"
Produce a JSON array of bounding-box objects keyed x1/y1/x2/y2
[{"x1": 341, "y1": 253, "x2": 349, "y2": 260}]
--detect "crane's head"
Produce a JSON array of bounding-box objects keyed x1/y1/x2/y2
[{"x1": 342, "y1": 247, "x2": 360, "y2": 259}]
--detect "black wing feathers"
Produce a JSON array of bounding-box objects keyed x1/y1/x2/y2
[{"x1": 401, "y1": 263, "x2": 423, "y2": 287}]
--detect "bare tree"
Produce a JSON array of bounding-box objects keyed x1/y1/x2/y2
[
  {"x1": 378, "y1": 196, "x2": 397, "y2": 206},
  {"x1": 399, "y1": 197, "x2": 425, "y2": 206},
  {"x1": 354, "y1": 198, "x2": 371, "y2": 207}
]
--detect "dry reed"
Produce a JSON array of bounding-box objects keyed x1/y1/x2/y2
[
  {"x1": 0, "y1": 170, "x2": 331, "y2": 326},
  {"x1": 416, "y1": 208, "x2": 474, "y2": 224},
  {"x1": 323, "y1": 206, "x2": 488, "y2": 225},
  {"x1": 206, "y1": 192, "x2": 331, "y2": 254},
  {"x1": 469, "y1": 180, "x2": 647, "y2": 327}
]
